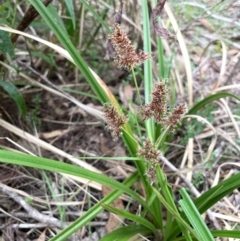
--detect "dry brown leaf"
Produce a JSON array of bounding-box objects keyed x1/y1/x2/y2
[
  {"x1": 119, "y1": 84, "x2": 134, "y2": 108},
  {"x1": 199, "y1": 19, "x2": 215, "y2": 32},
  {"x1": 228, "y1": 49, "x2": 239, "y2": 56},
  {"x1": 102, "y1": 186, "x2": 124, "y2": 233},
  {"x1": 36, "y1": 228, "x2": 46, "y2": 241},
  {"x1": 100, "y1": 134, "x2": 113, "y2": 154}
]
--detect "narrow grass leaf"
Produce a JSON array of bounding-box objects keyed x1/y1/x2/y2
[
  {"x1": 31, "y1": 51, "x2": 57, "y2": 67},
  {"x1": 121, "y1": 128, "x2": 149, "y2": 191},
  {"x1": 179, "y1": 189, "x2": 214, "y2": 241},
  {"x1": 0, "y1": 150, "x2": 158, "y2": 224},
  {"x1": 152, "y1": 187, "x2": 196, "y2": 240},
  {"x1": 83, "y1": 8, "x2": 109, "y2": 52},
  {"x1": 27, "y1": 0, "x2": 108, "y2": 103},
  {"x1": 50, "y1": 173, "x2": 138, "y2": 241},
  {"x1": 79, "y1": 0, "x2": 111, "y2": 33},
  {"x1": 169, "y1": 173, "x2": 240, "y2": 239},
  {"x1": 64, "y1": 0, "x2": 76, "y2": 30},
  {"x1": 142, "y1": 0, "x2": 154, "y2": 142},
  {"x1": 156, "y1": 165, "x2": 174, "y2": 237},
  {"x1": 0, "y1": 30, "x2": 15, "y2": 59},
  {"x1": 99, "y1": 225, "x2": 152, "y2": 241},
  {"x1": 41, "y1": 170, "x2": 66, "y2": 222},
  {"x1": 0, "y1": 80, "x2": 26, "y2": 116},
  {"x1": 155, "y1": 166, "x2": 192, "y2": 240},
  {"x1": 188, "y1": 92, "x2": 240, "y2": 115},
  {"x1": 102, "y1": 204, "x2": 157, "y2": 234},
  {"x1": 47, "y1": 4, "x2": 67, "y2": 34},
  {"x1": 26, "y1": 1, "x2": 145, "y2": 184},
  {"x1": 152, "y1": 0, "x2": 165, "y2": 78},
  {"x1": 147, "y1": 191, "x2": 162, "y2": 229},
  {"x1": 194, "y1": 173, "x2": 240, "y2": 213},
  {"x1": 61, "y1": 87, "x2": 98, "y2": 99},
  {"x1": 211, "y1": 230, "x2": 240, "y2": 239}
]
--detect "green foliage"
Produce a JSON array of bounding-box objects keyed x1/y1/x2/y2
[
  {"x1": 24, "y1": 197, "x2": 34, "y2": 204},
  {"x1": 192, "y1": 172, "x2": 204, "y2": 189},
  {"x1": 0, "y1": 1, "x2": 14, "y2": 25},
  {"x1": 179, "y1": 189, "x2": 215, "y2": 241},
  {"x1": 181, "y1": 104, "x2": 215, "y2": 145},
  {"x1": 99, "y1": 225, "x2": 152, "y2": 241},
  {"x1": 31, "y1": 51, "x2": 57, "y2": 67},
  {"x1": 234, "y1": 103, "x2": 240, "y2": 116},
  {"x1": 180, "y1": 4, "x2": 204, "y2": 21},
  {"x1": 47, "y1": 4, "x2": 67, "y2": 35},
  {"x1": 0, "y1": 30, "x2": 15, "y2": 60},
  {"x1": 64, "y1": 0, "x2": 76, "y2": 30},
  {"x1": 28, "y1": 93, "x2": 42, "y2": 130},
  {"x1": 0, "y1": 80, "x2": 27, "y2": 116}
]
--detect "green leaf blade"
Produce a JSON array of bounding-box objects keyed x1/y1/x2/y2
[
  {"x1": 0, "y1": 80, "x2": 27, "y2": 116},
  {"x1": 179, "y1": 188, "x2": 215, "y2": 241}
]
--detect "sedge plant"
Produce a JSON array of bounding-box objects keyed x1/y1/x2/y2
[{"x1": 0, "y1": 0, "x2": 240, "y2": 241}]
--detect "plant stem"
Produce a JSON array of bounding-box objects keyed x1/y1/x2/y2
[{"x1": 132, "y1": 67, "x2": 142, "y2": 106}]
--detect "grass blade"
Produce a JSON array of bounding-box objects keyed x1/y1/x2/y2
[
  {"x1": 102, "y1": 204, "x2": 157, "y2": 234},
  {"x1": 64, "y1": 0, "x2": 76, "y2": 30},
  {"x1": 99, "y1": 225, "x2": 152, "y2": 241},
  {"x1": 50, "y1": 173, "x2": 138, "y2": 241},
  {"x1": 188, "y1": 92, "x2": 240, "y2": 115},
  {"x1": 0, "y1": 80, "x2": 26, "y2": 116},
  {"x1": 179, "y1": 188, "x2": 214, "y2": 241},
  {"x1": 28, "y1": 0, "x2": 109, "y2": 103},
  {"x1": 142, "y1": 0, "x2": 154, "y2": 142}
]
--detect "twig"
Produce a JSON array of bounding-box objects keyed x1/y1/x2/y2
[
  {"x1": 179, "y1": 2, "x2": 240, "y2": 28},
  {"x1": 11, "y1": 0, "x2": 53, "y2": 43},
  {"x1": 0, "y1": 0, "x2": 53, "y2": 62},
  {"x1": 16, "y1": 60, "x2": 104, "y2": 121},
  {"x1": 0, "y1": 182, "x2": 68, "y2": 229}
]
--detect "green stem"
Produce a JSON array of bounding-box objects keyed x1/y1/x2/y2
[{"x1": 132, "y1": 67, "x2": 142, "y2": 106}]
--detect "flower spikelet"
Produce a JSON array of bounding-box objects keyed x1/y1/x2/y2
[
  {"x1": 145, "y1": 166, "x2": 157, "y2": 184},
  {"x1": 138, "y1": 139, "x2": 161, "y2": 163},
  {"x1": 138, "y1": 139, "x2": 162, "y2": 184},
  {"x1": 109, "y1": 24, "x2": 151, "y2": 70},
  {"x1": 103, "y1": 103, "x2": 127, "y2": 141},
  {"x1": 140, "y1": 81, "x2": 168, "y2": 124},
  {"x1": 167, "y1": 103, "x2": 187, "y2": 131}
]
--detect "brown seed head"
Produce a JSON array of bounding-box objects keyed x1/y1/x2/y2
[
  {"x1": 103, "y1": 103, "x2": 128, "y2": 141},
  {"x1": 109, "y1": 24, "x2": 151, "y2": 70},
  {"x1": 138, "y1": 139, "x2": 162, "y2": 163},
  {"x1": 167, "y1": 103, "x2": 187, "y2": 131},
  {"x1": 140, "y1": 81, "x2": 168, "y2": 124}
]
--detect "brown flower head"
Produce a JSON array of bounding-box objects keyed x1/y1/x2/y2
[
  {"x1": 138, "y1": 139, "x2": 162, "y2": 185},
  {"x1": 103, "y1": 103, "x2": 128, "y2": 141},
  {"x1": 109, "y1": 24, "x2": 151, "y2": 70},
  {"x1": 167, "y1": 103, "x2": 187, "y2": 131},
  {"x1": 145, "y1": 166, "x2": 157, "y2": 184},
  {"x1": 140, "y1": 81, "x2": 168, "y2": 124},
  {"x1": 138, "y1": 139, "x2": 162, "y2": 163}
]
